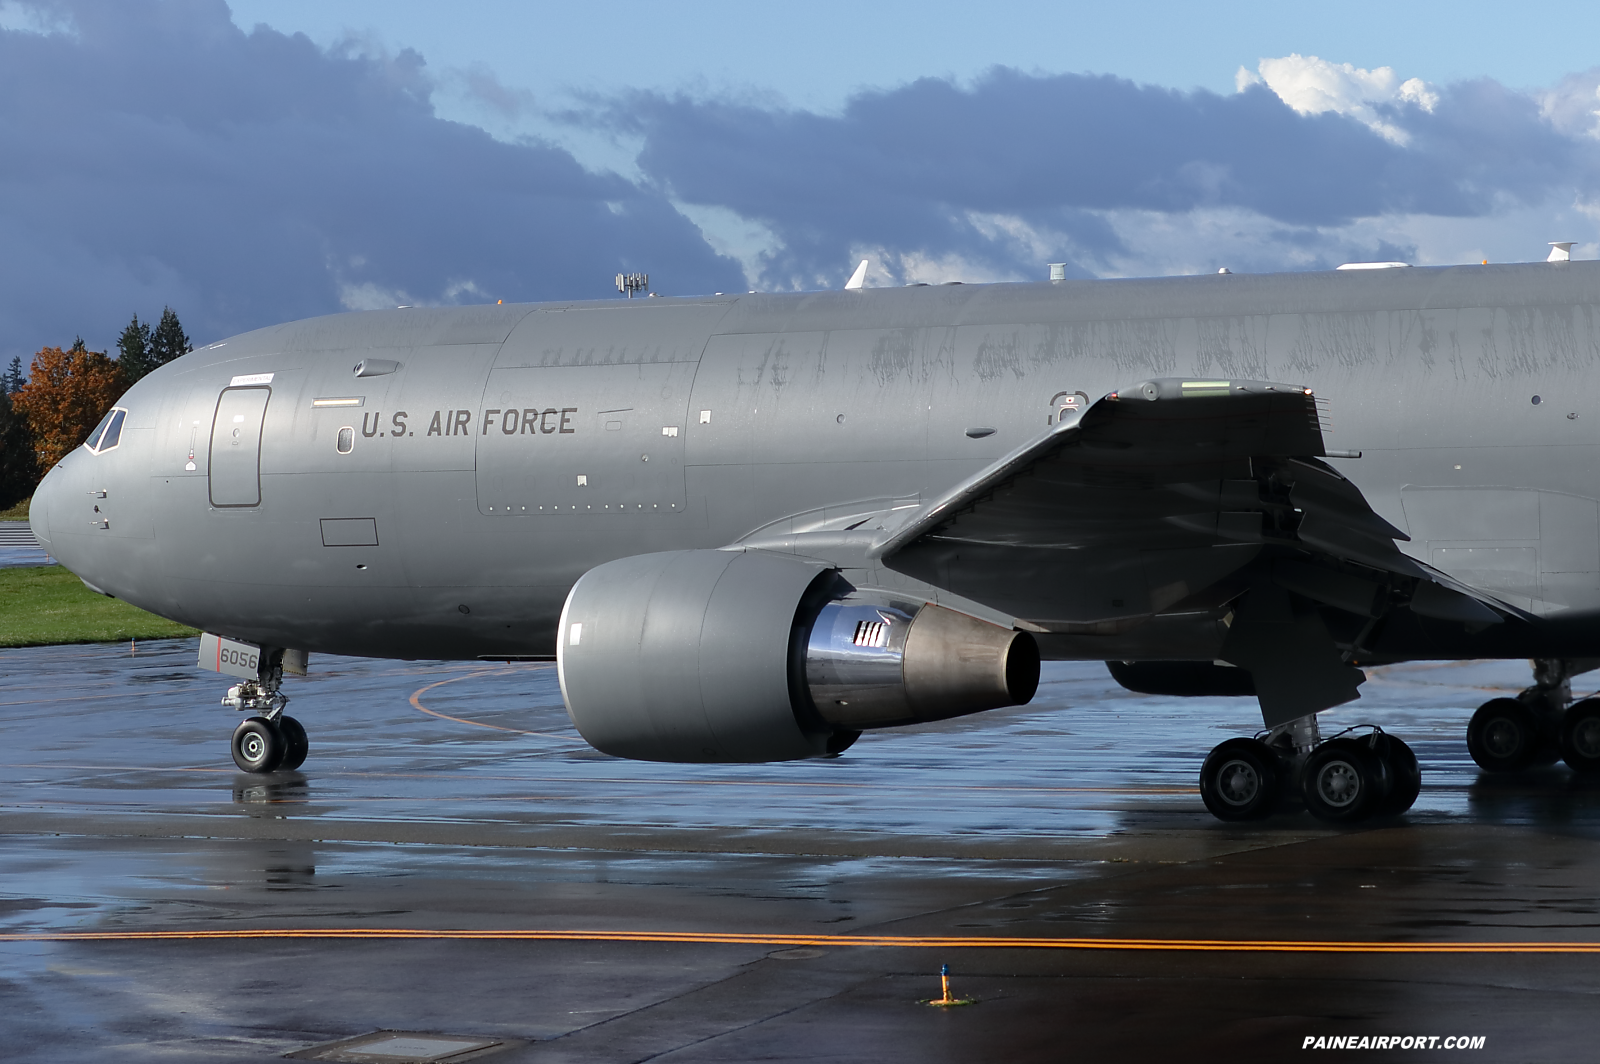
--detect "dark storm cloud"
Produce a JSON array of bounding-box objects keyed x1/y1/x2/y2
[
  {"x1": 0, "y1": 0, "x2": 743, "y2": 361},
  {"x1": 597, "y1": 69, "x2": 1593, "y2": 288},
  {"x1": 4, "y1": 1, "x2": 1596, "y2": 361}
]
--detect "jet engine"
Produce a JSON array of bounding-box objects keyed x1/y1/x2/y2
[{"x1": 557, "y1": 549, "x2": 1039, "y2": 762}]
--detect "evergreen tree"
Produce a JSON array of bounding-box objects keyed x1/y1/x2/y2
[
  {"x1": 0, "y1": 387, "x2": 36, "y2": 511},
  {"x1": 116, "y1": 314, "x2": 154, "y2": 383},
  {"x1": 149, "y1": 307, "x2": 191, "y2": 369},
  {"x1": 0, "y1": 355, "x2": 24, "y2": 395}
]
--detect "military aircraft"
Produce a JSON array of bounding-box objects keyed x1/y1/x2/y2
[{"x1": 29, "y1": 257, "x2": 1600, "y2": 824}]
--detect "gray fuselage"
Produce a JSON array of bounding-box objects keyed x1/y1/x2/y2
[{"x1": 31, "y1": 262, "x2": 1600, "y2": 662}]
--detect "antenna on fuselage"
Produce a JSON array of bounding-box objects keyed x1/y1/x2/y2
[{"x1": 616, "y1": 272, "x2": 649, "y2": 298}]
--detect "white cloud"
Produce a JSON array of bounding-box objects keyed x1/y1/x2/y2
[
  {"x1": 338, "y1": 279, "x2": 492, "y2": 310},
  {"x1": 338, "y1": 282, "x2": 417, "y2": 311},
  {"x1": 672, "y1": 201, "x2": 782, "y2": 289},
  {"x1": 1079, "y1": 196, "x2": 1600, "y2": 281},
  {"x1": 441, "y1": 279, "x2": 488, "y2": 302},
  {"x1": 0, "y1": 0, "x2": 73, "y2": 37},
  {"x1": 1247, "y1": 54, "x2": 1437, "y2": 145},
  {"x1": 964, "y1": 211, "x2": 1061, "y2": 263},
  {"x1": 873, "y1": 247, "x2": 1027, "y2": 286},
  {"x1": 1540, "y1": 71, "x2": 1600, "y2": 139}
]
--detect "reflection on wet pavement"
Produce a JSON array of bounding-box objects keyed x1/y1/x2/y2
[
  {"x1": 7, "y1": 642, "x2": 1594, "y2": 844},
  {"x1": 3, "y1": 641, "x2": 1600, "y2": 1061}
]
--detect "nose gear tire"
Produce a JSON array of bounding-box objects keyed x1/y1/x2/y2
[
  {"x1": 231, "y1": 716, "x2": 285, "y2": 774},
  {"x1": 1199, "y1": 737, "x2": 1282, "y2": 821},
  {"x1": 277, "y1": 715, "x2": 309, "y2": 771}
]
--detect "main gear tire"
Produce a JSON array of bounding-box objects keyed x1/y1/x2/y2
[
  {"x1": 1302, "y1": 738, "x2": 1390, "y2": 823},
  {"x1": 1561, "y1": 699, "x2": 1600, "y2": 774},
  {"x1": 1467, "y1": 698, "x2": 1540, "y2": 772},
  {"x1": 1199, "y1": 737, "x2": 1282, "y2": 821},
  {"x1": 1372, "y1": 734, "x2": 1422, "y2": 815}
]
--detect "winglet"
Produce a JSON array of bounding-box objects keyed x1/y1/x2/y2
[{"x1": 844, "y1": 259, "x2": 869, "y2": 290}]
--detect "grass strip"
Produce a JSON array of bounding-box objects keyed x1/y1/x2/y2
[{"x1": 0, "y1": 565, "x2": 197, "y2": 647}]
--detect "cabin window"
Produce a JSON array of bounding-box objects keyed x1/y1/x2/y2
[{"x1": 337, "y1": 427, "x2": 355, "y2": 454}]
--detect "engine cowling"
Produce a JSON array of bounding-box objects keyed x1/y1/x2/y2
[
  {"x1": 557, "y1": 549, "x2": 1039, "y2": 762},
  {"x1": 1105, "y1": 659, "x2": 1257, "y2": 697}
]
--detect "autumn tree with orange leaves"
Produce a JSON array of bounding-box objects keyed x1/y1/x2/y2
[{"x1": 13, "y1": 339, "x2": 128, "y2": 475}]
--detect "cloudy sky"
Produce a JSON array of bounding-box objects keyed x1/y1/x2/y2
[{"x1": 4, "y1": 0, "x2": 1600, "y2": 363}]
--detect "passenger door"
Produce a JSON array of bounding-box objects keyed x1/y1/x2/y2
[{"x1": 209, "y1": 386, "x2": 271, "y2": 507}]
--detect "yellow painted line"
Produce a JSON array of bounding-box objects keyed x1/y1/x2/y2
[{"x1": 2, "y1": 929, "x2": 1598, "y2": 953}]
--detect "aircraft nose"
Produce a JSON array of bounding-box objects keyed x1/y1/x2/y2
[
  {"x1": 28, "y1": 460, "x2": 64, "y2": 552},
  {"x1": 28, "y1": 446, "x2": 95, "y2": 565}
]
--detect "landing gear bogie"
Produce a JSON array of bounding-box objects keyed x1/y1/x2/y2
[{"x1": 1200, "y1": 723, "x2": 1420, "y2": 825}]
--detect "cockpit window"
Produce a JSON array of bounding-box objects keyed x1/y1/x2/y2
[
  {"x1": 99, "y1": 409, "x2": 126, "y2": 451},
  {"x1": 84, "y1": 409, "x2": 115, "y2": 452},
  {"x1": 85, "y1": 408, "x2": 127, "y2": 454}
]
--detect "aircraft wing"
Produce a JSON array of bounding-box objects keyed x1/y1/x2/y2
[{"x1": 873, "y1": 377, "x2": 1512, "y2": 722}]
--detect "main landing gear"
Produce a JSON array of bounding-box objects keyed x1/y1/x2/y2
[
  {"x1": 1200, "y1": 714, "x2": 1421, "y2": 823},
  {"x1": 1467, "y1": 658, "x2": 1600, "y2": 775},
  {"x1": 224, "y1": 653, "x2": 308, "y2": 774}
]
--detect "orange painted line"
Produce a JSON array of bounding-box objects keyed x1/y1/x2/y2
[
  {"x1": 2, "y1": 929, "x2": 1598, "y2": 953},
  {"x1": 408, "y1": 668, "x2": 578, "y2": 741}
]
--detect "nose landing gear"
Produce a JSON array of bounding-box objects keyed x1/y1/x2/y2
[{"x1": 222, "y1": 649, "x2": 308, "y2": 774}]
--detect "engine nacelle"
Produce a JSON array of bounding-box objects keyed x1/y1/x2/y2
[
  {"x1": 557, "y1": 549, "x2": 1039, "y2": 762},
  {"x1": 1105, "y1": 659, "x2": 1257, "y2": 697}
]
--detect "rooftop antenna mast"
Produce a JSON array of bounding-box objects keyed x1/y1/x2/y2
[{"x1": 616, "y1": 272, "x2": 649, "y2": 298}]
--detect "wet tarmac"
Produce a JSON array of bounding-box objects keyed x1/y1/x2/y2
[
  {"x1": 3, "y1": 640, "x2": 1600, "y2": 1061},
  {"x1": 0, "y1": 522, "x2": 52, "y2": 569}
]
